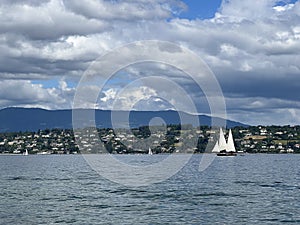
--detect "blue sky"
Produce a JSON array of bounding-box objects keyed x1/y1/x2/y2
[
  {"x1": 0, "y1": 0, "x2": 300, "y2": 125},
  {"x1": 180, "y1": 0, "x2": 299, "y2": 19},
  {"x1": 180, "y1": 0, "x2": 222, "y2": 19}
]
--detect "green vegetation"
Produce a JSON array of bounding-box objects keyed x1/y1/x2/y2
[{"x1": 1, "y1": 125, "x2": 300, "y2": 154}]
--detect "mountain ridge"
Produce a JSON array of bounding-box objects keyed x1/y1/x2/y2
[{"x1": 0, "y1": 107, "x2": 248, "y2": 132}]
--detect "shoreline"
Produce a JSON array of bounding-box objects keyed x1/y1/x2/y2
[{"x1": 1, "y1": 152, "x2": 299, "y2": 156}]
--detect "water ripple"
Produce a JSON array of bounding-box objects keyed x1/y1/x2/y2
[{"x1": 1, "y1": 154, "x2": 300, "y2": 224}]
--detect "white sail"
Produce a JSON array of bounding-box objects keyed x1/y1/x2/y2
[
  {"x1": 226, "y1": 129, "x2": 236, "y2": 152},
  {"x1": 212, "y1": 141, "x2": 220, "y2": 153},
  {"x1": 218, "y1": 128, "x2": 227, "y2": 151},
  {"x1": 148, "y1": 148, "x2": 153, "y2": 155},
  {"x1": 24, "y1": 149, "x2": 28, "y2": 156}
]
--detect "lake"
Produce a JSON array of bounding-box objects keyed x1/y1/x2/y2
[{"x1": 0, "y1": 154, "x2": 299, "y2": 224}]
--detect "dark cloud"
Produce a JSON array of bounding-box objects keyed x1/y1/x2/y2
[
  {"x1": 0, "y1": 0, "x2": 299, "y2": 124},
  {"x1": 0, "y1": 0, "x2": 50, "y2": 6}
]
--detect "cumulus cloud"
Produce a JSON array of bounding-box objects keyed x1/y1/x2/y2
[
  {"x1": 0, "y1": 79, "x2": 74, "y2": 109},
  {"x1": 0, "y1": 0, "x2": 108, "y2": 40},
  {"x1": 62, "y1": 0, "x2": 186, "y2": 21},
  {"x1": 0, "y1": 0, "x2": 299, "y2": 125},
  {"x1": 100, "y1": 86, "x2": 158, "y2": 110}
]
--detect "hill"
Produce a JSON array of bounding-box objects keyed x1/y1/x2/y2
[{"x1": 0, "y1": 107, "x2": 248, "y2": 132}]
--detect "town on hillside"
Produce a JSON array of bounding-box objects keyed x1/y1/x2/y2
[{"x1": 0, "y1": 125, "x2": 300, "y2": 154}]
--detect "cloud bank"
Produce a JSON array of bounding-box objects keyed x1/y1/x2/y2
[{"x1": 0, "y1": 0, "x2": 299, "y2": 125}]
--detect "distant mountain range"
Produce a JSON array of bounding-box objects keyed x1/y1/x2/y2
[{"x1": 0, "y1": 107, "x2": 248, "y2": 132}]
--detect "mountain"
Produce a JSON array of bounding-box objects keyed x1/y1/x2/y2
[{"x1": 0, "y1": 107, "x2": 248, "y2": 132}]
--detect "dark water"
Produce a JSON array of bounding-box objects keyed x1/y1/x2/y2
[{"x1": 0, "y1": 154, "x2": 299, "y2": 224}]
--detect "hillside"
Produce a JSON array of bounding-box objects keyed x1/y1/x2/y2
[{"x1": 0, "y1": 108, "x2": 248, "y2": 132}]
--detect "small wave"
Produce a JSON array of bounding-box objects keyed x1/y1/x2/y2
[
  {"x1": 259, "y1": 182, "x2": 299, "y2": 190},
  {"x1": 194, "y1": 192, "x2": 242, "y2": 198},
  {"x1": 280, "y1": 219, "x2": 300, "y2": 223},
  {"x1": 234, "y1": 180, "x2": 260, "y2": 186},
  {"x1": 7, "y1": 176, "x2": 27, "y2": 181}
]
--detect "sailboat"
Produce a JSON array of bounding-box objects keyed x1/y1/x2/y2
[
  {"x1": 148, "y1": 147, "x2": 153, "y2": 155},
  {"x1": 213, "y1": 128, "x2": 237, "y2": 156},
  {"x1": 23, "y1": 149, "x2": 29, "y2": 156}
]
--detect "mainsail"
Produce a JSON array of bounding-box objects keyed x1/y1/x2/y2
[
  {"x1": 226, "y1": 129, "x2": 236, "y2": 153},
  {"x1": 218, "y1": 128, "x2": 227, "y2": 151},
  {"x1": 212, "y1": 141, "x2": 220, "y2": 153}
]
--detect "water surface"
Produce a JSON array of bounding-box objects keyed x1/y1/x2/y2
[{"x1": 0, "y1": 154, "x2": 299, "y2": 224}]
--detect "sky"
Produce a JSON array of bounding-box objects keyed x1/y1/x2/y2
[{"x1": 0, "y1": 0, "x2": 300, "y2": 125}]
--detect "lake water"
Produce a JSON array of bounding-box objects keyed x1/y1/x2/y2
[{"x1": 0, "y1": 154, "x2": 299, "y2": 224}]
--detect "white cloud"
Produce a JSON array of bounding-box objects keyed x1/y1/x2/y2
[
  {"x1": 0, "y1": 0, "x2": 300, "y2": 124},
  {"x1": 62, "y1": 0, "x2": 184, "y2": 21},
  {"x1": 0, "y1": 79, "x2": 75, "y2": 109},
  {"x1": 273, "y1": 3, "x2": 294, "y2": 12},
  {"x1": 99, "y1": 86, "x2": 158, "y2": 110},
  {"x1": 0, "y1": 0, "x2": 108, "y2": 40},
  {"x1": 219, "y1": 0, "x2": 286, "y2": 20}
]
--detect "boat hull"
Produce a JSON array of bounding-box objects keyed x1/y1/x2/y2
[{"x1": 217, "y1": 152, "x2": 237, "y2": 157}]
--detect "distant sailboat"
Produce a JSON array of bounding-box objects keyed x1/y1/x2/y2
[
  {"x1": 23, "y1": 149, "x2": 29, "y2": 156},
  {"x1": 148, "y1": 147, "x2": 153, "y2": 155},
  {"x1": 212, "y1": 128, "x2": 237, "y2": 156}
]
